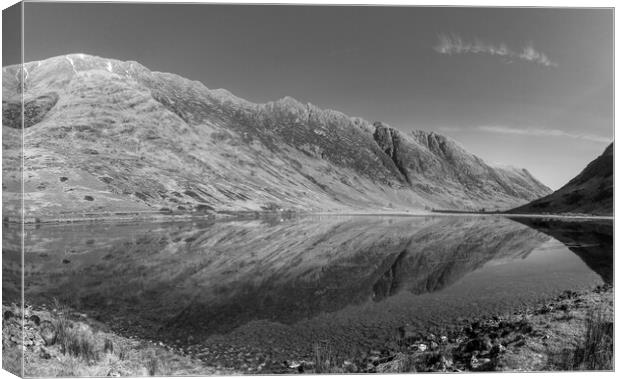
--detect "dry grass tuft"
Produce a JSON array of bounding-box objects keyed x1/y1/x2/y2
[
  {"x1": 60, "y1": 323, "x2": 98, "y2": 362},
  {"x1": 313, "y1": 341, "x2": 339, "y2": 373},
  {"x1": 52, "y1": 299, "x2": 98, "y2": 362},
  {"x1": 550, "y1": 306, "x2": 613, "y2": 370},
  {"x1": 145, "y1": 351, "x2": 159, "y2": 376}
]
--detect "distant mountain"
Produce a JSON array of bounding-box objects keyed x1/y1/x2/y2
[
  {"x1": 2, "y1": 54, "x2": 550, "y2": 218},
  {"x1": 511, "y1": 143, "x2": 613, "y2": 216}
]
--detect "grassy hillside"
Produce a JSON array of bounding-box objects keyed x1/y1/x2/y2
[{"x1": 3, "y1": 54, "x2": 551, "y2": 220}]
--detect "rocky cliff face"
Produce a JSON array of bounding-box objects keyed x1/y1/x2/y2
[
  {"x1": 372, "y1": 122, "x2": 551, "y2": 210},
  {"x1": 511, "y1": 143, "x2": 613, "y2": 216},
  {"x1": 2, "y1": 54, "x2": 551, "y2": 217}
]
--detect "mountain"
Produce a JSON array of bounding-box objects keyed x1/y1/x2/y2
[
  {"x1": 2, "y1": 54, "x2": 551, "y2": 218},
  {"x1": 510, "y1": 143, "x2": 613, "y2": 216}
]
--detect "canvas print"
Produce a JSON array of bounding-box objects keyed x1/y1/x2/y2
[{"x1": 1, "y1": 1, "x2": 614, "y2": 377}]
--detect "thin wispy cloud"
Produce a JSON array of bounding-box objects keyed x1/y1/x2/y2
[
  {"x1": 434, "y1": 33, "x2": 557, "y2": 68},
  {"x1": 477, "y1": 125, "x2": 608, "y2": 143}
]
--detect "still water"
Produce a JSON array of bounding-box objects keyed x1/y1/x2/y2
[{"x1": 2, "y1": 215, "x2": 613, "y2": 366}]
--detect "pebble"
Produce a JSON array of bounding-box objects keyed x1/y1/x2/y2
[
  {"x1": 470, "y1": 356, "x2": 479, "y2": 369},
  {"x1": 288, "y1": 361, "x2": 301, "y2": 369},
  {"x1": 39, "y1": 348, "x2": 51, "y2": 359}
]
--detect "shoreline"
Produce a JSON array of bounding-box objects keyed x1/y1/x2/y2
[
  {"x1": 2, "y1": 210, "x2": 613, "y2": 226},
  {"x1": 1, "y1": 303, "x2": 240, "y2": 377},
  {"x1": 4, "y1": 285, "x2": 612, "y2": 375},
  {"x1": 266, "y1": 284, "x2": 614, "y2": 373}
]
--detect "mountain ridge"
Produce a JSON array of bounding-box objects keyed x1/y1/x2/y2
[{"x1": 2, "y1": 54, "x2": 551, "y2": 218}]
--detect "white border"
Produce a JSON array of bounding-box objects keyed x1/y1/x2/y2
[{"x1": 0, "y1": 2, "x2": 616, "y2": 379}]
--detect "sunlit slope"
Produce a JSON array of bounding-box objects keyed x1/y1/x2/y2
[{"x1": 2, "y1": 54, "x2": 550, "y2": 217}]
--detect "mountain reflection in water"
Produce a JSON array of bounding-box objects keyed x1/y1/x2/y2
[
  {"x1": 509, "y1": 217, "x2": 613, "y2": 284},
  {"x1": 2, "y1": 215, "x2": 612, "y2": 359}
]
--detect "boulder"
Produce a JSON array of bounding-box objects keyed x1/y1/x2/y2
[
  {"x1": 29, "y1": 314, "x2": 41, "y2": 326},
  {"x1": 39, "y1": 347, "x2": 52, "y2": 359},
  {"x1": 40, "y1": 320, "x2": 57, "y2": 346},
  {"x1": 4, "y1": 310, "x2": 15, "y2": 320},
  {"x1": 463, "y1": 336, "x2": 492, "y2": 354}
]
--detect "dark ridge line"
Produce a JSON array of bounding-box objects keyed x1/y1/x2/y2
[{"x1": 372, "y1": 122, "x2": 411, "y2": 184}]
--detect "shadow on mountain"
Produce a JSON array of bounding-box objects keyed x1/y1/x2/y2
[
  {"x1": 510, "y1": 143, "x2": 613, "y2": 216},
  {"x1": 509, "y1": 217, "x2": 613, "y2": 284}
]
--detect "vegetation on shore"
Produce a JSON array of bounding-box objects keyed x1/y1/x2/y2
[
  {"x1": 273, "y1": 285, "x2": 613, "y2": 373},
  {"x1": 2, "y1": 301, "x2": 237, "y2": 377},
  {"x1": 2, "y1": 285, "x2": 612, "y2": 376}
]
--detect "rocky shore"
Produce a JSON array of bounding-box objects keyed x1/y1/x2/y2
[
  {"x1": 263, "y1": 284, "x2": 613, "y2": 373},
  {"x1": 2, "y1": 284, "x2": 612, "y2": 376},
  {"x1": 1, "y1": 303, "x2": 238, "y2": 377}
]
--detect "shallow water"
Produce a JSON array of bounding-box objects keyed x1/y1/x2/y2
[{"x1": 2, "y1": 215, "x2": 613, "y2": 366}]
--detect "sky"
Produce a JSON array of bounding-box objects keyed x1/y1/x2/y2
[{"x1": 5, "y1": 2, "x2": 614, "y2": 190}]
